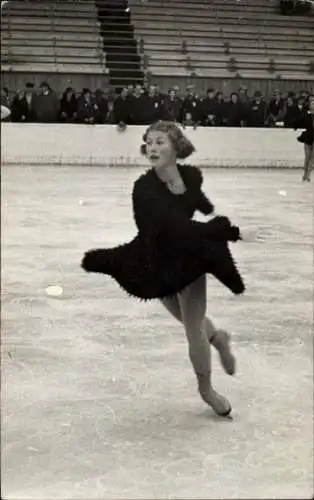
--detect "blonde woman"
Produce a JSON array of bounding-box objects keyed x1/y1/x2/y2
[{"x1": 82, "y1": 121, "x2": 257, "y2": 417}]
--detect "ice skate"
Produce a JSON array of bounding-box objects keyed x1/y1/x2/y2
[
  {"x1": 197, "y1": 373, "x2": 232, "y2": 416},
  {"x1": 211, "y1": 329, "x2": 236, "y2": 376}
]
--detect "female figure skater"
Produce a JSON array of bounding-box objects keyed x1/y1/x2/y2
[
  {"x1": 82, "y1": 120, "x2": 254, "y2": 417},
  {"x1": 294, "y1": 95, "x2": 314, "y2": 182}
]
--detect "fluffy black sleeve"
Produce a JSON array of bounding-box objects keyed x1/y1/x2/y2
[
  {"x1": 132, "y1": 175, "x2": 240, "y2": 242},
  {"x1": 181, "y1": 164, "x2": 214, "y2": 215}
]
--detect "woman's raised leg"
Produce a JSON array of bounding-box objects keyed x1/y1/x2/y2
[{"x1": 161, "y1": 293, "x2": 235, "y2": 375}]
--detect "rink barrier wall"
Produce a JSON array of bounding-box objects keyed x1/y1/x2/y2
[{"x1": 1, "y1": 123, "x2": 303, "y2": 168}]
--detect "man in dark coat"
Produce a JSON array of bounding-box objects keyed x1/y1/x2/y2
[
  {"x1": 201, "y1": 88, "x2": 217, "y2": 126},
  {"x1": 32, "y1": 81, "x2": 60, "y2": 123},
  {"x1": 163, "y1": 88, "x2": 182, "y2": 122},
  {"x1": 180, "y1": 86, "x2": 202, "y2": 127},
  {"x1": 246, "y1": 91, "x2": 266, "y2": 127},
  {"x1": 113, "y1": 87, "x2": 131, "y2": 125}
]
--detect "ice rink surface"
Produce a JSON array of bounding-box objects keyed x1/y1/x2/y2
[{"x1": 1, "y1": 165, "x2": 313, "y2": 499}]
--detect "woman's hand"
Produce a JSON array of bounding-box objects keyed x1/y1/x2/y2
[{"x1": 240, "y1": 228, "x2": 268, "y2": 243}]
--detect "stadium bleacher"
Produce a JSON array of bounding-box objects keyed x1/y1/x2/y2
[{"x1": 1, "y1": 0, "x2": 313, "y2": 122}]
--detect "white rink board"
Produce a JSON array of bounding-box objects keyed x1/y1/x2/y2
[{"x1": 1, "y1": 123, "x2": 304, "y2": 168}]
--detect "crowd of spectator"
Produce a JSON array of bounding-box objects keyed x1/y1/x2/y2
[{"x1": 1, "y1": 81, "x2": 312, "y2": 129}]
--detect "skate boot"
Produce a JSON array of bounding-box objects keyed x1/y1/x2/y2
[
  {"x1": 204, "y1": 319, "x2": 236, "y2": 376},
  {"x1": 197, "y1": 373, "x2": 232, "y2": 416},
  {"x1": 211, "y1": 329, "x2": 236, "y2": 376}
]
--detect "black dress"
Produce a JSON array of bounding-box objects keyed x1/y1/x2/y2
[
  {"x1": 294, "y1": 112, "x2": 314, "y2": 146},
  {"x1": 81, "y1": 164, "x2": 245, "y2": 300}
]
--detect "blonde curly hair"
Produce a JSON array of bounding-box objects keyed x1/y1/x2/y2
[{"x1": 140, "y1": 121, "x2": 196, "y2": 160}]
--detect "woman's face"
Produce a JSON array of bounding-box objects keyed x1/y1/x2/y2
[
  {"x1": 146, "y1": 130, "x2": 176, "y2": 170},
  {"x1": 231, "y1": 93, "x2": 238, "y2": 103}
]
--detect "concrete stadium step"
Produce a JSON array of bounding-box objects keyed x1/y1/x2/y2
[
  {"x1": 2, "y1": 9, "x2": 96, "y2": 19},
  {"x1": 129, "y1": 1, "x2": 274, "y2": 14},
  {"x1": 1, "y1": 63, "x2": 107, "y2": 74},
  {"x1": 142, "y1": 42, "x2": 313, "y2": 57},
  {"x1": 1, "y1": 46, "x2": 102, "y2": 58},
  {"x1": 132, "y1": 20, "x2": 314, "y2": 37},
  {"x1": 133, "y1": 26, "x2": 313, "y2": 40},
  {"x1": 130, "y1": 8, "x2": 314, "y2": 25},
  {"x1": 1, "y1": 16, "x2": 99, "y2": 27},
  {"x1": 139, "y1": 33, "x2": 312, "y2": 44},
  {"x1": 149, "y1": 55, "x2": 310, "y2": 69},
  {"x1": 0, "y1": 32, "x2": 101, "y2": 42},
  {"x1": 146, "y1": 55, "x2": 309, "y2": 70},
  {"x1": 4, "y1": 1, "x2": 94, "y2": 13},
  {"x1": 149, "y1": 65, "x2": 310, "y2": 80},
  {"x1": 192, "y1": 59, "x2": 310, "y2": 72},
  {"x1": 1, "y1": 23, "x2": 98, "y2": 34},
  {"x1": 128, "y1": 0, "x2": 277, "y2": 11},
  {"x1": 1, "y1": 54, "x2": 104, "y2": 66},
  {"x1": 148, "y1": 52, "x2": 311, "y2": 65},
  {"x1": 1, "y1": 38, "x2": 103, "y2": 51},
  {"x1": 141, "y1": 37, "x2": 310, "y2": 51}
]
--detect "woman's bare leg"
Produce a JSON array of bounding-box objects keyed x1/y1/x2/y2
[
  {"x1": 175, "y1": 275, "x2": 231, "y2": 416},
  {"x1": 161, "y1": 294, "x2": 235, "y2": 375},
  {"x1": 303, "y1": 144, "x2": 313, "y2": 181}
]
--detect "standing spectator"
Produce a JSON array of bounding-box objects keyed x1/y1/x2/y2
[
  {"x1": 238, "y1": 86, "x2": 250, "y2": 126},
  {"x1": 298, "y1": 92, "x2": 310, "y2": 112},
  {"x1": 107, "y1": 98, "x2": 115, "y2": 124},
  {"x1": 246, "y1": 91, "x2": 266, "y2": 127},
  {"x1": 76, "y1": 88, "x2": 95, "y2": 124},
  {"x1": 163, "y1": 88, "x2": 182, "y2": 122},
  {"x1": 33, "y1": 81, "x2": 60, "y2": 123},
  {"x1": 145, "y1": 84, "x2": 166, "y2": 122},
  {"x1": 142, "y1": 75, "x2": 149, "y2": 95},
  {"x1": 238, "y1": 86, "x2": 250, "y2": 105},
  {"x1": 201, "y1": 88, "x2": 217, "y2": 126},
  {"x1": 180, "y1": 86, "x2": 201, "y2": 127},
  {"x1": 267, "y1": 89, "x2": 285, "y2": 127},
  {"x1": 113, "y1": 87, "x2": 130, "y2": 125},
  {"x1": 129, "y1": 83, "x2": 153, "y2": 125},
  {"x1": 94, "y1": 88, "x2": 109, "y2": 124},
  {"x1": 10, "y1": 89, "x2": 28, "y2": 122},
  {"x1": 127, "y1": 84, "x2": 134, "y2": 97},
  {"x1": 214, "y1": 91, "x2": 227, "y2": 126},
  {"x1": 283, "y1": 95, "x2": 300, "y2": 127},
  {"x1": 225, "y1": 92, "x2": 244, "y2": 127},
  {"x1": 154, "y1": 84, "x2": 167, "y2": 103},
  {"x1": 22, "y1": 82, "x2": 37, "y2": 122},
  {"x1": 60, "y1": 87, "x2": 77, "y2": 122}
]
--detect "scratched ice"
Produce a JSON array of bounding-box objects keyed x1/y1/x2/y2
[{"x1": 1, "y1": 165, "x2": 313, "y2": 499}]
